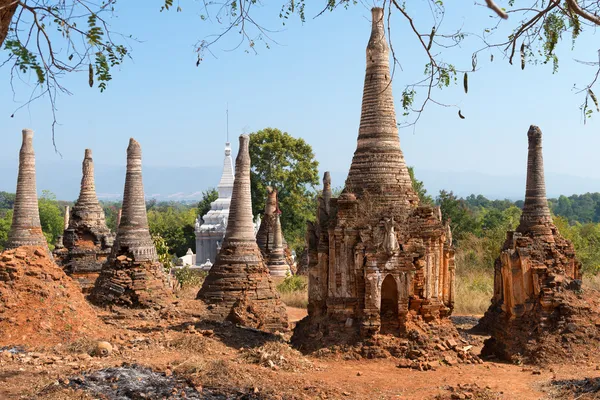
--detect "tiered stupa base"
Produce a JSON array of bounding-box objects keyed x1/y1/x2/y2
[
  {"x1": 476, "y1": 229, "x2": 600, "y2": 364},
  {"x1": 90, "y1": 255, "x2": 173, "y2": 308},
  {"x1": 197, "y1": 244, "x2": 288, "y2": 333}
]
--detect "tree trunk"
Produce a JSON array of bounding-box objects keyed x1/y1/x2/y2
[{"x1": 0, "y1": 0, "x2": 18, "y2": 48}]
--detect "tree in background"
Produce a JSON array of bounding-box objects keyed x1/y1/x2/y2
[
  {"x1": 38, "y1": 190, "x2": 64, "y2": 249},
  {"x1": 100, "y1": 201, "x2": 121, "y2": 232},
  {"x1": 0, "y1": 210, "x2": 13, "y2": 251},
  {"x1": 249, "y1": 128, "x2": 319, "y2": 254},
  {"x1": 436, "y1": 190, "x2": 481, "y2": 243},
  {"x1": 147, "y1": 202, "x2": 196, "y2": 257},
  {"x1": 196, "y1": 188, "x2": 218, "y2": 219},
  {"x1": 408, "y1": 167, "x2": 433, "y2": 205},
  {"x1": 0, "y1": 192, "x2": 16, "y2": 210}
]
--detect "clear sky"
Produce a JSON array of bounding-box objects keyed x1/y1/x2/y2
[{"x1": 1, "y1": 1, "x2": 599, "y2": 199}]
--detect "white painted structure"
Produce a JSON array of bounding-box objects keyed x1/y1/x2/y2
[{"x1": 195, "y1": 142, "x2": 234, "y2": 269}]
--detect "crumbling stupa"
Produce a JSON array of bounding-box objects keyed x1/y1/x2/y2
[
  {"x1": 54, "y1": 149, "x2": 114, "y2": 293},
  {"x1": 90, "y1": 139, "x2": 172, "y2": 307},
  {"x1": 296, "y1": 8, "x2": 456, "y2": 342},
  {"x1": 6, "y1": 129, "x2": 48, "y2": 252},
  {"x1": 197, "y1": 135, "x2": 288, "y2": 332},
  {"x1": 478, "y1": 126, "x2": 586, "y2": 362},
  {"x1": 256, "y1": 187, "x2": 292, "y2": 276}
]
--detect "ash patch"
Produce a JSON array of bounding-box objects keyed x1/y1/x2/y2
[
  {"x1": 450, "y1": 316, "x2": 480, "y2": 329},
  {"x1": 0, "y1": 346, "x2": 26, "y2": 354},
  {"x1": 67, "y1": 364, "x2": 258, "y2": 399},
  {"x1": 548, "y1": 377, "x2": 600, "y2": 399}
]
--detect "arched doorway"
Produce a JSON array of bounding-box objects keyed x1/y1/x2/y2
[{"x1": 380, "y1": 275, "x2": 399, "y2": 335}]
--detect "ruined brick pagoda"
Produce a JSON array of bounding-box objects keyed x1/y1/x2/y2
[
  {"x1": 54, "y1": 149, "x2": 114, "y2": 293},
  {"x1": 478, "y1": 126, "x2": 592, "y2": 362},
  {"x1": 256, "y1": 187, "x2": 292, "y2": 276},
  {"x1": 296, "y1": 8, "x2": 456, "y2": 342},
  {"x1": 90, "y1": 139, "x2": 172, "y2": 307},
  {"x1": 197, "y1": 135, "x2": 288, "y2": 332},
  {"x1": 6, "y1": 129, "x2": 49, "y2": 253}
]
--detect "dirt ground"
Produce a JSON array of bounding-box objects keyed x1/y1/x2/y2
[{"x1": 2, "y1": 282, "x2": 600, "y2": 400}]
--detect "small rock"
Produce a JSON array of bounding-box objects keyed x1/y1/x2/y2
[
  {"x1": 34, "y1": 249, "x2": 46, "y2": 258},
  {"x1": 444, "y1": 355, "x2": 457, "y2": 366},
  {"x1": 93, "y1": 341, "x2": 113, "y2": 357},
  {"x1": 356, "y1": 371, "x2": 362, "y2": 376}
]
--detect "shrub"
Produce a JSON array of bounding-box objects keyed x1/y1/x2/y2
[
  {"x1": 174, "y1": 265, "x2": 205, "y2": 287},
  {"x1": 276, "y1": 275, "x2": 307, "y2": 293}
]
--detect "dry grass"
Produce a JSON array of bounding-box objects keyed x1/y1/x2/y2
[
  {"x1": 170, "y1": 334, "x2": 210, "y2": 353},
  {"x1": 279, "y1": 290, "x2": 308, "y2": 308},
  {"x1": 64, "y1": 337, "x2": 97, "y2": 355},
  {"x1": 584, "y1": 273, "x2": 600, "y2": 291},
  {"x1": 454, "y1": 270, "x2": 493, "y2": 315},
  {"x1": 276, "y1": 275, "x2": 308, "y2": 308},
  {"x1": 240, "y1": 341, "x2": 313, "y2": 371}
]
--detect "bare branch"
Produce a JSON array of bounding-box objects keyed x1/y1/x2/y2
[{"x1": 485, "y1": 0, "x2": 508, "y2": 19}]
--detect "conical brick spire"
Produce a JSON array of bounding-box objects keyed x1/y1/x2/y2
[
  {"x1": 90, "y1": 139, "x2": 172, "y2": 307},
  {"x1": 266, "y1": 211, "x2": 291, "y2": 277},
  {"x1": 256, "y1": 187, "x2": 278, "y2": 253},
  {"x1": 516, "y1": 125, "x2": 554, "y2": 238},
  {"x1": 67, "y1": 149, "x2": 111, "y2": 234},
  {"x1": 197, "y1": 135, "x2": 288, "y2": 332},
  {"x1": 6, "y1": 129, "x2": 48, "y2": 251},
  {"x1": 222, "y1": 135, "x2": 256, "y2": 244},
  {"x1": 57, "y1": 149, "x2": 114, "y2": 292},
  {"x1": 111, "y1": 138, "x2": 157, "y2": 262},
  {"x1": 322, "y1": 172, "x2": 332, "y2": 215},
  {"x1": 344, "y1": 7, "x2": 418, "y2": 211},
  {"x1": 64, "y1": 206, "x2": 70, "y2": 230}
]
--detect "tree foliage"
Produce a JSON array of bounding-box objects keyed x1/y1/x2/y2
[
  {"x1": 147, "y1": 202, "x2": 197, "y2": 257},
  {"x1": 0, "y1": 210, "x2": 13, "y2": 251},
  {"x1": 2, "y1": 0, "x2": 598, "y2": 139},
  {"x1": 38, "y1": 189, "x2": 64, "y2": 249},
  {"x1": 197, "y1": 188, "x2": 218, "y2": 219},
  {"x1": 1, "y1": 0, "x2": 130, "y2": 146},
  {"x1": 248, "y1": 128, "x2": 319, "y2": 253},
  {"x1": 408, "y1": 167, "x2": 433, "y2": 205}
]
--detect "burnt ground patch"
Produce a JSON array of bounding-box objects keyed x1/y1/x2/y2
[{"x1": 61, "y1": 364, "x2": 265, "y2": 400}]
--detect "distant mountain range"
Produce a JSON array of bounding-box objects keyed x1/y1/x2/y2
[{"x1": 0, "y1": 161, "x2": 599, "y2": 201}]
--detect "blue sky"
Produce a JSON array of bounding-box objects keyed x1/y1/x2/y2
[{"x1": 1, "y1": 1, "x2": 599, "y2": 199}]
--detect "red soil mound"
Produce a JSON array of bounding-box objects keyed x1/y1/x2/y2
[{"x1": 0, "y1": 246, "x2": 111, "y2": 348}]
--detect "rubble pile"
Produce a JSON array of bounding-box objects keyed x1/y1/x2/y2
[
  {"x1": 303, "y1": 319, "x2": 483, "y2": 368},
  {"x1": 434, "y1": 383, "x2": 502, "y2": 400},
  {"x1": 0, "y1": 247, "x2": 109, "y2": 347},
  {"x1": 240, "y1": 341, "x2": 314, "y2": 371}
]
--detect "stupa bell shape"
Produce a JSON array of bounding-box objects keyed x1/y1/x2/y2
[
  {"x1": 197, "y1": 134, "x2": 288, "y2": 332},
  {"x1": 6, "y1": 129, "x2": 48, "y2": 251},
  {"x1": 344, "y1": 7, "x2": 418, "y2": 212},
  {"x1": 110, "y1": 138, "x2": 157, "y2": 262}
]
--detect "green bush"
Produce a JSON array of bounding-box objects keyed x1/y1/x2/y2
[
  {"x1": 276, "y1": 274, "x2": 307, "y2": 293},
  {"x1": 174, "y1": 265, "x2": 205, "y2": 287}
]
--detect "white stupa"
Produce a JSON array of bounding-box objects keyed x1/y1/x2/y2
[{"x1": 195, "y1": 142, "x2": 234, "y2": 269}]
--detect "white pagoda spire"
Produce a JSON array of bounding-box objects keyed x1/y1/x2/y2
[{"x1": 195, "y1": 141, "x2": 235, "y2": 268}]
